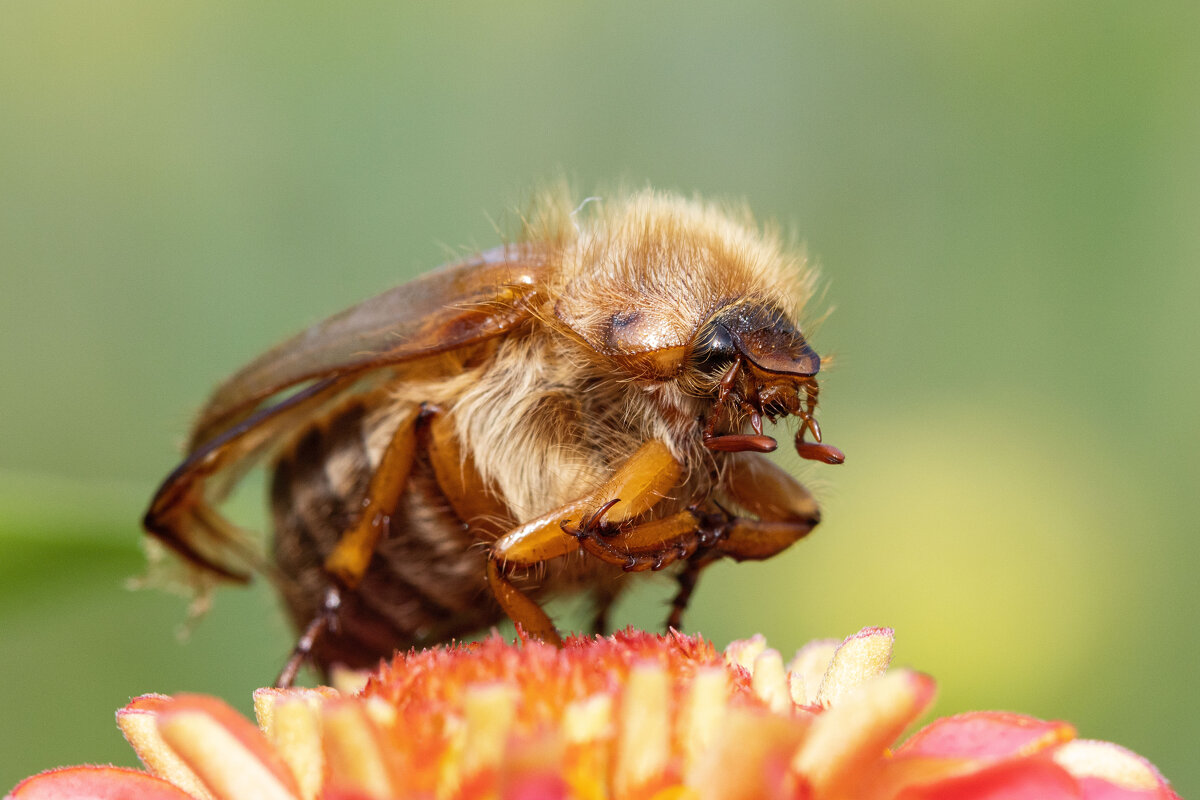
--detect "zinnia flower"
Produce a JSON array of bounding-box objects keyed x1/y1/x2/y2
[{"x1": 7, "y1": 628, "x2": 1177, "y2": 799}]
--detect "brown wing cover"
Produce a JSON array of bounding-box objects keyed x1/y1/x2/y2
[
  {"x1": 144, "y1": 245, "x2": 550, "y2": 580},
  {"x1": 192, "y1": 245, "x2": 548, "y2": 445}
]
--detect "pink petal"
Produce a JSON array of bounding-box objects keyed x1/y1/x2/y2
[
  {"x1": 897, "y1": 711, "x2": 1075, "y2": 760},
  {"x1": 7, "y1": 765, "x2": 198, "y2": 800},
  {"x1": 892, "y1": 757, "x2": 1082, "y2": 800},
  {"x1": 500, "y1": 773, "x2": 571, "y2": 800},
  {"x1": 872, "y1": 712, "x2": 1077, "y2": 797}
]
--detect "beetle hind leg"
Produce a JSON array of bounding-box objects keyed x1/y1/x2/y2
[
  {"x1": 275, "y1": 586, "x2": 341, "y2": 688},
  {"x1": 273, "y1": 404, "x2": 422, "y2": 683}
]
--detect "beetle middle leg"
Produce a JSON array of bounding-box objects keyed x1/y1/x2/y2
[
  {"x1": 563, "y1": 507, "x2": 729, "y2": 632},
  {"x1": 568, "y1": 506, "x2": 720, "y2": 633},
  {"x1": 322, "y1": 406, "x2": 422, "y2": 589}
]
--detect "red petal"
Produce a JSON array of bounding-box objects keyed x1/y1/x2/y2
[
  {"x1": 898, "y1": 711, "x2": 1075, "y2": 760},
  {"x1": 7, "y1": 765, "x2": 197, "y2": 800}
]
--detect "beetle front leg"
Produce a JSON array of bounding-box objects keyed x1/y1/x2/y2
[
  {"x1": 715, "y1": 518, "x2": 820, "y2": 561},
  {"x1": 563, "y1": 508, "x2": 723, "y2": 633},
  {"x1": 663, "y1": 451, "x2": 827, "y2": 631},
  {"x1": 486, "y1": 439, "x2": 684, "y2": 645},
  {"x1": 486, "y1": 557, "x2": 563, "y2": 646},
  {"x1": 565, "y1": 510, "x2": 716, "y2": 572}
]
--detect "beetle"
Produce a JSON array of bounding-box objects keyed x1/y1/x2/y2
[{"x1": 143, "y1": 188, "x2": 843, "y2": 684}]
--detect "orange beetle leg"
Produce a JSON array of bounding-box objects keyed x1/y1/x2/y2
[
  {"x1": 717, "y1": 451, "x2": 821, "y2": 557},
  {"x1": 322, "y1": 406, "x2": 421, "y2": 587},
  {"x1": 425, "y1": 407, "x2": 513, "y2": 539},
  {"x1": 486, "y1": 558, "x2": 563, "y2": 646},
  {"x1": 487, "y1": 439, "x2": 685, "y2": 645},
  {"x1": 567, "y1": 510, "x2": 706, "y2": 572},
  {"x1": 275, "y1": 405, "x2": 420, "y2": 687}
]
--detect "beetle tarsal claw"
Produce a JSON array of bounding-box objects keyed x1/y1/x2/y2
[{"x1": 805, "y1": 415, "x2": 822, "y2": 443}]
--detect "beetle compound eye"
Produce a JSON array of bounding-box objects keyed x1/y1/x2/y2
[{"x1": 692, "y1": 322, "x2": 738, "y2": 375}]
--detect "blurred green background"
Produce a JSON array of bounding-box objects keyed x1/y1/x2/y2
[{"x1": 2, "y1": 1, "x2": 1197, "y2": 793}]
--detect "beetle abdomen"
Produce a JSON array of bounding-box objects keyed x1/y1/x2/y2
[{"x1": 270, "y1": 400, "x2": 501, "y2": 671}]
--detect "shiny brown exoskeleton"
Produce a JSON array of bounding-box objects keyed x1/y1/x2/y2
[{"x1": 143, "y1": 189, "x2": 844, "y2": 684}]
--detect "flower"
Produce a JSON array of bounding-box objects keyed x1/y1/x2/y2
[{"x1": 6, "y1": 628, "x2": 1178, "y2": 800}]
